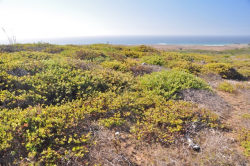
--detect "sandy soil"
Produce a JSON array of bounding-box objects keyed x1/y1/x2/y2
[{"x1": 123, "y1": 44, "x2": 249, "y2": 51}]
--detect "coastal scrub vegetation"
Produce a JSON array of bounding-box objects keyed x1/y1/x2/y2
[{"x1": 0, "y1": 43, "x2": 250, "y2": 165}]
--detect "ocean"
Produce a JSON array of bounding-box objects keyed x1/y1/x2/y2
[{"x1": 1, "y1": 36, "x2": 250, "y2": 45}]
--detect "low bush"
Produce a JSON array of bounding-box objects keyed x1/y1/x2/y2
[
  {"x1": 217, "y1": 81, "x2": 236, "y2": 93},
  {"x1": 101, "y1": 60, "x2": 129, "y2": 72},
  {"x1": 168, "y1": 61, "x2": 202, "y2": 75},
  {"x1": 203, "y1": 63, "x2": 243, "y2": 79},
  {"x1": 140, "y1": 55, "x2": 166, "y2": 66},
  {"x1": 138, "y1": 70, "x2": 211, "y2": 99},
  {"x1": 131, "y1": 100, "x2": 222, "y2": 144},
  {"x1": 242, "y1": 113, "x2": 250, "y2": 120},
  {"x1": 75, "y1": 50, "x2": 104, "y2": 61},
  {"x1": 42, "y1": 46, "x2": 64, "y2": 54},
  {"x1": 0, "y1": 103, "x2": 91, "y2": 165},
  {"x1": 1, "y1": 43, "x2": 250, "y2": 165},
  {"x1": 132, "y1": 45, "x2": 158, "y2": 53},
  {"x1": 0, "y1": 59, "x2": 134, "y2": 109},
  {"x1": 105, "y1": 52, "x2": 127, "y2": 61},
  {"x1": 0, "y1": 45, "x2": 25, "y2": 53},
  {"x1": 122, "y1": 50, "x2": 149, "y2": 58},
  {"x1": 239, "y1": 128, "x2": 250, "y2": 156}
]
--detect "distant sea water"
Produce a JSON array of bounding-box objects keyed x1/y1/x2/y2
[{"x1": 1, "y1": 36, "x2": 250, "y2": 45}]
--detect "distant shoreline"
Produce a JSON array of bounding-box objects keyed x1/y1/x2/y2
[{"x1": 116, "y1": 44, "x2": 250, "y2": 51}]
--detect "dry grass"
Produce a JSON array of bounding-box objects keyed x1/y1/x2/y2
[
  {"x1": 84, "y1": 120, "x2": 250, "y2": 166},
  {"x1": 88, "y1": 126, "x2": 135, "y2": 166},
  {"x1": 145, "y1": 129, "x2": 248, "y2": 166},
  {"x1": 179, "y1": 89, "x2": 232, "y2": 119},
  {"x1": 130, "y1": 64, "x2": 168, "y2": 76}
]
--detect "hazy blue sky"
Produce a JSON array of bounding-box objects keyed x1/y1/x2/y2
[{"x1": 0, "y1": 0, "x2": 250, "y2": 40}]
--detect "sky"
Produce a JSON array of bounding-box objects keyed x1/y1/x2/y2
[{"x1": 0, "y1": 0, "x2": 250, "y2": 41}]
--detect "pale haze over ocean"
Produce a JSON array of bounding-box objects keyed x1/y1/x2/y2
[
  {"x1": 6, "y1": 36, "x2": 250, "y2": 45},
  {"x1": 0, "y1": 0, "x2": 250, "y2": 45}
]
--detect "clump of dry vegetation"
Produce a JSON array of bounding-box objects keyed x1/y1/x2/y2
[
  {"x1": 180, "y1": 89, "x2": 232, "y2": 119},
  {"x1": 0, "y1": 43, "x2": 250, "y2": 165}
]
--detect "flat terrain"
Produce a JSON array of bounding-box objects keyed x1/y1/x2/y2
[{"x1": 123, "y1": 44, "x2": 249, "y2": 51}]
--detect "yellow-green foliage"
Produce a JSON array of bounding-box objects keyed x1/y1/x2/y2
[
  {"x1": 203, "y1": 63, "x2": 240, "y2": 79},
  {"x1": 74, "y1": 49, "x2": 104, "y2": 61},
  {"x1": 233, "y1": 61, "x2": 250, "y2": 78},
  {"x1": 168, "y1": 61, "x2": 202, "y2": 74},
  {"x1": 0, "y1": 54, "x2": 134, "y2": 109},
  {"x1": 217, "y1": 81, "x2": 236, "y2": 93},
  {"x1": 131, "y1": 100, "x2": 221, "y2": 144},
  {"x1": 138, "y1": 70, "x2": 211, "y2": 99},
  {"x1": 0, "y1": 103, "x2": 90, "y2": 165},
  {"x1": 131, "y1": 45, "x2": 158, "y2": 53},
  {"x1": 239, "y1": 128, "x2": 250, "y2": 156},
  {"x1": 105, "y1": 52, "x2": 127, "y2": 61},
  {"x1": 122, "y1": 50, "x2": 149, "y2": 58},
  {"x1": 0, "y1": 43, "x2": 249, "y2": 164},
  {"x1": 101, "y1": 60, "x2": 129, "y2": 72},
  {"x1": 42, "y1": 45, "x2": 64, "y2": 54},
  {"x1": 242, "y1": 113, "x2": 250, "y2": 120},
  {"x1": 140, "y1": 55, "x2": 166, "y2": 66}
]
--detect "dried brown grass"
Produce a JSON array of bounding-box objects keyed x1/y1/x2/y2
[
  {"x1": 179, "y1": 89, "x2": 232, "y2": 119},
  {"x1": 146, "y1": 129, "x2": 248, "y2": 166},
  {"x1": 130, "y1": 64, "x2": 168, "y2": 76}
]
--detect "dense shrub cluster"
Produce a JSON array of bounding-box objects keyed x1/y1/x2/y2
[
  {"x1": 0, "y1": 43, "x2": 249, "y2": 164},
  {"x1": 138, "y1": 70, "x2": 211, "y2": 99},
  {"x1": 74, "y1": 50, "x2": 104, "y2": 61},
  {"x1": 203, "y1": 63, "x2": 243, "y2": 79},
  {"x1": 140, "y1": 55, "x2": 165, "y2": 66}
]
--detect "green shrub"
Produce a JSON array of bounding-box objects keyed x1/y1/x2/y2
[
  {"x1": 122, "y1": 50, "x2": 148, "y2": 58},
  {"x1": 140, "y1": 55, "x2": 166, "y2": 66},
  {"x1": 75, "y1": 50, "x2": 104, "y2": 61},
  {"x1": 217, "y1": 82, "x2": 235, "y2": 93},
  {"x1": 101, "y1": 60, "x2": 129, "y2": 72},
  {"x1": 239, "y1": 128, "x2": 250, "y2": 156},
  {"x1": 242, "y1": 113, "x2": 250, "y2": 120},
  {"x1": 132, "y1": 45, "x2": 158, "y2": 52},
  {"x1": 0, "y1": 58, "x2": 134, "y2": 109},
  {"x1": 106, "y1": 52, "x2": 127, "y2": 61},
  {"x1": 168, "y1": 61, "x2": 202, "y2": 75},
  {"x1": 131, "y1": 100, "x2": 221, "y2": 144},
  {"x1": 0, "y1": 103, "x2": 91, "y2": 165},
  {"x1": 238, "y1": 68, "x2": 250, "y2": 79},
  {"x1": 42, "y1": 46, "x2": 63, "y2": 54},
  {"x1": 138, "y1": 70, "x2": 211, "y2": 99},
  {"x1": 203, "y1": 63, "x2": 242, "y2": 79}
]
